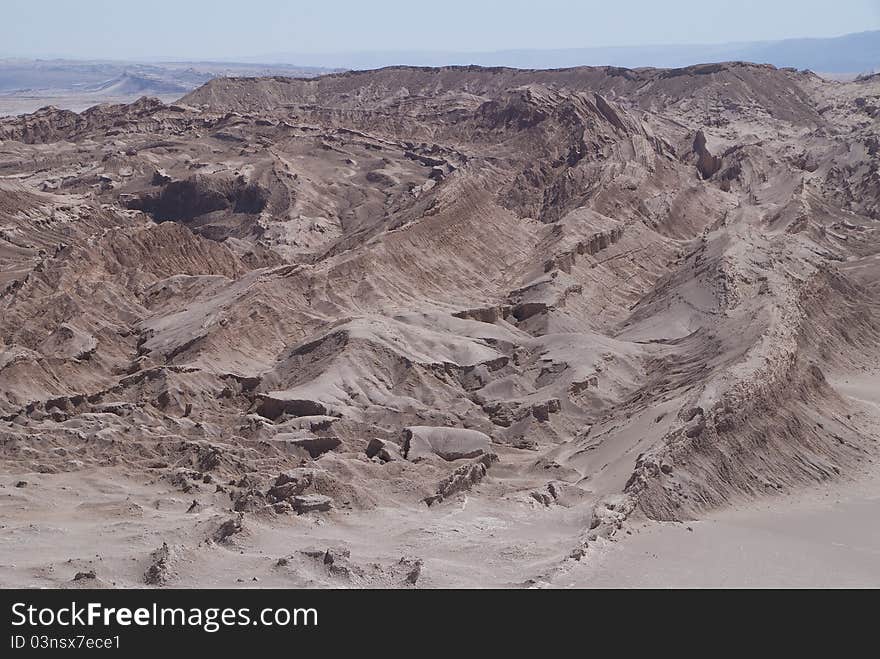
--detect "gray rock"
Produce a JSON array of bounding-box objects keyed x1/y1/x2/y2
[
  {"x1": 400, "y1": 557, "x2": 423, "y2": 585},
  {"x1": 212, "y1": 516, "x2": 243, "y2": 542},
  {"x1": 292, "y1": 494, "x2": 333, "y2": 514},
  {"x1": 424, "y1": 453, "x2": 497, "y2": 506},
  {"x1": 531, "y1": 398, "x2": 561, "y2": 422},
  {"x1": 366, "y1": 438, "x2": 402, "y2": 462},
  {"x1": 267, "y1": 468, "x2": 319, "y2": 501},
  {"x1": 284, "y1": 435, "x2": 342, "y2": 459},
  {"x1": 144, "y1": 543, "x2": 172, "y2": 585},
  {"x1": 152, "y1": 168, "x2": 172, "y2": 185},
  {"x1": 256, "y1": 394, "x2": 329, "y2": 420},
  {"x1": 403, "y1": 426, "x2": 491, "y2": 462}
]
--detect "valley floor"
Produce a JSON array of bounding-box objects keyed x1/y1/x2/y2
[
  {"x1": 562, "y1": 471, "x2": 880, "y2": 588},
  {"x1": 3, "y1": 462, "x2": 878, "y2": 589},
  {"x1": 2, "y1": 370, "x2": 878, "y2": 589},
  {"x1": 558, "y1": 368, "x2": 880, "y2": 588}
]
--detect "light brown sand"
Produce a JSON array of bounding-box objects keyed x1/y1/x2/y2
[{"x1": 559, "y1": 474, "x2": 880, "y2": 588}]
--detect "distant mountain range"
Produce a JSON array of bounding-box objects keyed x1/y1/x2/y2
[
  {"x1": 0, "y1": 60, "x2": 336, "y2": 95},
  {"x1": 251, "y1": 30, "x2": 880, "y2": 74},
  {"x1": 1, "y1": 30, "x2": 877, "y2": 116},
  {"x1": 0, "y1": 60, "x2": 338, "y2": 115}
]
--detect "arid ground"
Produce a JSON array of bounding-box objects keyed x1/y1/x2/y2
[{"x1": 1, "y1": 63, "x2": 878, "y2": 587}]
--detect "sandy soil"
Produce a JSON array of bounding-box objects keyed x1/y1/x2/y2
[
  {"x1": 0, "y1": 368, "x2": 877, "y2": 588},
  {"x1": 552, "y1": 367, "x2": 880, "y2": 588},
  {"x1": 561, "y1": 473, "x2": 880, "y2": 588},
  {"x1": 0, "y1": 464, "x2": 587, "y2": 588},
  {"x1": 3, "y1": 462, "x2": 877, "y2": 589}
]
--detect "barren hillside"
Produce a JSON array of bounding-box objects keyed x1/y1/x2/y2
[{"x1": 1, "y1": 62, "x2": 878, "y2": 587}]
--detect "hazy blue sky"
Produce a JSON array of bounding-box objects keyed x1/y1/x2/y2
[{"x1": 3, "y1": 0, "x2": 879, "y2": 60}]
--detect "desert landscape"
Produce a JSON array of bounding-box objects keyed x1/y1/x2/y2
[
  {"x1": 0, "y1": 59, "x2": 336, "y2": 116},
  {"x1": 0, "y1": 61, "x2": 878, "y2": 588}
]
